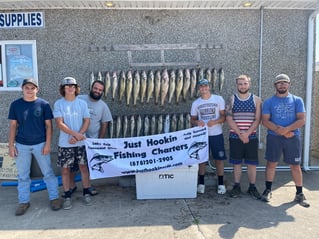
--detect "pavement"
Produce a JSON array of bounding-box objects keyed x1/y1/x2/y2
[{"x1": 0, "y1": 168, "x2": 319, "y2": 239}]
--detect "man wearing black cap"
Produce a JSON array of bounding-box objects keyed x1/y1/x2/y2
[
  {"x1": 8, "y1": 78, "x2": 61, "y2": 216},
  {"x1": 190, "y1": 78, "x2": 227, "y2": 195},
  {"x1": 261, "y1": 74, "x2": 310, "y2": 207}
]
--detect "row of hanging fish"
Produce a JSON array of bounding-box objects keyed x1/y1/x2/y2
[
  {"x1": 107, "y1": 113, "x2": 192, "y2": 138},
  {"x1": 90, "y1": 67, "x2": 225, "y2": 106}
]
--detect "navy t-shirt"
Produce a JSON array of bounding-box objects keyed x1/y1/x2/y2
[{"x1": 8, "y1": 97, "x2": 53, "y2": 145}]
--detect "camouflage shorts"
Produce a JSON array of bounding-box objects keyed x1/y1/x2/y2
[{"x1": 57, "y1": 146, "x2": 87, "y2": 169}]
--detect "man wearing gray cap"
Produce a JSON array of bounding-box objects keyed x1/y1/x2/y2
[{"x1": 261, "y1": 74, "x2": 309, "y2": 207}]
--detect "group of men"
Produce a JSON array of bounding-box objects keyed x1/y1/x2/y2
[
  {"x1": 8, "y1": 72, "x2": 309, "y2": 216},
  {"x1": 191, "y1": 73, "x2": 309, "y2": 208},
  {"x1": 8, "y1": 77, "x2": 112, "y2": 215}
]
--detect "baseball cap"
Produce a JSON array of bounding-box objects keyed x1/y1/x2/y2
[
  {"x1": 61, "y1": 77, "x2": 77, "y2": 86},
  {"x1": 198, "y1": 78, "x2": 209, "y2": 86},
  {"x1": 22, "y1": 78, "x2": 38, "y2": 88},
  {"x1": 274, "y1": 74, "x2": 290, "y2": 84}
]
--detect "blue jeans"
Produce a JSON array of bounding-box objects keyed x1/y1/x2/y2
[{"x1": 16, "y1": 142, "x2": 59, "y2": 203}]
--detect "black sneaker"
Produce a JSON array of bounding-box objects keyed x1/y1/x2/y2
[
  {"x1": 247, "y1": 187, "x2": 261, "y2": 199},
  {"x1": 229, "y1": 185, "x2": 241, "y2": 198},
  {"x1": 260, "y1": 189, "x2": 272, "y2": 202},
  {"x1": 294, "y1": 193, "x2": 310, "y2": 208}
]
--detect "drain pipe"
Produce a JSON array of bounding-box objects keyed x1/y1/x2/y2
[
  {"x1": 303, "y1": 9, "x2": 319, "y2": 171},
  {"x1": 258, "y1": 6, "x2": 264, "y2": 150}
]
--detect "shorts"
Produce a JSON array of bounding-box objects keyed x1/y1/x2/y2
[
  {"x1": 57, "y1": 146, "x2": 87, "y2": 168},
  {"x1": 229, "y1": 138, "x2": 259, "y2": 165},
  {"x1": 265, "y1": 134, "x2": 302, "y2": 165},
  {"x1": 209, "y1": 134, "x2": 227, "y2": 160}
]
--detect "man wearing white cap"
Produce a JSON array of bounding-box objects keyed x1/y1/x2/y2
[{"x1": 261, "y1": 74, "x2": 309, "y2": 207}]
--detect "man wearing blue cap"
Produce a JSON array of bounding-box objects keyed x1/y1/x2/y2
[
  {"x1": 261, "y1": 74, "x2": 309, "y2": 208},
  {"x1": 190, "y1": 78, "x2": 227, "y2": 195}
]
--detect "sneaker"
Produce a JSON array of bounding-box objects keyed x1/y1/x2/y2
[
  {"x1": 260, "y1": 189, "x2": 272, "y2": 202},
  {"x1": 15, "y1": 203, "x2": 30, "y2": 216},
  {"x1": 217, "y1": 185, "x2": 226, "y2": 195},
  {"x1": 197, "y1": 184, "x2": 205, "y2": 194},
  {"x1": 63, "y1": 198, "x2": 72, "y2": 210},
  {"x1": 229, "y1": 185, "x2": 241, "y2": 198},
  {"x1": 294, "y1": 193, "x2": 310, "y2": 208},
  {"x1": 83, "y1": 194, "x2": 92, "y2": 206},
  {"x1": 247, "y1": 187, "x2": 261, "y2": 199},
  {"x1": 50, "y1": 199, "x2": 61, "y2": 211}
]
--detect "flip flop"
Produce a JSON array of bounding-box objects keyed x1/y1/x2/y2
[
  {"x1": 62, "y1": 186, "x2": 77, "y2": 198},
  {"x1": 88, "y1": 187, "x2": 98, "y2": 196}
]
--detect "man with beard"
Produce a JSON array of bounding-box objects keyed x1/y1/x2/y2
[
  {"x1": 65, "y1": 80, "x2": 113, "y2": 197},
  {"x1": 260, "y1": 74, "x2": 309, "y2": 207},
  {"x1": 226, "y1": 75, "x2": 262, "y2": 199}
]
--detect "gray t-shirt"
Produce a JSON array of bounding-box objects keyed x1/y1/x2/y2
[{"x1": 78, "y1": 95, "x2": 113, "y2": 138}]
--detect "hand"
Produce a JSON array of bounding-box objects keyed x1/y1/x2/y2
[
  {"x1": 239, "y1": 132, "x2": 249, "y2": 144},
  {"x1": 283, "y1": 131, "x2": 294, "y2": 138}
]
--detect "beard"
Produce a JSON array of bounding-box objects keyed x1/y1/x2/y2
[
  {"x1": 238, "y1": 89, "x2": 249, "y2": 94},
  {"x1": 276, "y1": 89, "x2": 288, "y2": 95},
  {"x1": 89, "y1": 91, "x2": 102, "y2": 100}
]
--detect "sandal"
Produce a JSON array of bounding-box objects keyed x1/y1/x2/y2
[
  {"x1": 62, "y1": 186, "x2": 77, "y2": 198},
  {"x1": 88, "y1": 186, "x2": 98, "y2": 196}
]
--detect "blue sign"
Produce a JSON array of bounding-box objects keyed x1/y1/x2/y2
[{"x1": 0, "y1": 12, "x2": 44, "y2": 28}]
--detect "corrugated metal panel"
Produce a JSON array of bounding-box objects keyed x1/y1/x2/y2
[{"x1": 0, "y1": 0, "x2": 317, "y2": 10}]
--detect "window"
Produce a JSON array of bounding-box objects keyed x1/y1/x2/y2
[{"x1": 0, "y1": 40, "x2": 38, "y2": 91}]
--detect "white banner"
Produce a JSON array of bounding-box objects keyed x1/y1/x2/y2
[{"x1": 84, "y1": 126, "x2": 208, "y2": 179}]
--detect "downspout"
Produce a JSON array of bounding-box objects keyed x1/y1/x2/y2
[
  {"x1": 303, "y1": 9, "x2": 319, "y2": 171},
  {"x1": 258, "y1": 6, "x2": 264, "y2": 150}
]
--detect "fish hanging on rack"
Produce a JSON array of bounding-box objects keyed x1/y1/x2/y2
[
  {"x1": 146, "y1": 70, "x2": 154, "y2": 104},
  {"x1": 157, "y1": 114, "x2": 163, "y2": 134},
  {"x1": 104, "y1": 72, "x2": 111, "y2": 98},
  {"x1": 160, "y1": 69, "x2": 169, "y2": 106},
  {"x1": 89, "y1": 72, "x2": 95, "y2": 90},
  {"x1": 150, "y1": 115, "x2": 156, "y2": 135},
  {"x1": 111, "y1": 71, "x2": 118, "y2": 101},
  {"x1": 115, "y1": 116, "x2": 121, "y2": 138},
  {"x1": 219, "y1": 68, "x2": 225, "y2": 92},
  {"x1": 126, "y1": 70, "x2": 133, "y2": 106},
  {"x1": 154, "y1": 70, "x2": 161, "y2": 105},
  {"x1": 118, "y1": 71, "x2": 126, "y2": 103},
  {"x1": 171, "y1": 114, "x2": 177, "y2": 132},
  {"x1": 108, "y1": 120, "x2": 114, "y2": 138},
  {"x1": 178, "y1": 113, "x2": 184, "y2": 131},
  {"x1": 198, "y1": 68, "x2": 204, "y2": 81},
  {"x1": 130, "y1": 115, "x2": 135, "y2": 137},
  {"x1": 97, "y1": 71, "x2": 103, "y2": 81},
  {"x1": 175, "y1": 69, "x2": 183, "y2": 104},
  {"x1": 168, "y1": 70, "x2": 176, "y2": 104},
  {"x1": 140, "y1": 70, "x2": 147, "y2": 104},
  {"x1": 212, "y1": 68, "x2": 218, "y2": 93},
  {"x1": 163, "y1": 114, "x2": 170, "y2": 133},
  {"x1": 144, "y1": 115, "x2": 150, "y2": 136},
  {"x1": 122, "y1": 115, "x2": 128, "y2": 138},
  {"x1": 133, "y1": 70, "x2": 141, "y2": 106},
  {"x1": 185, "y1": 113, "x2": 192, "y2": 129},
  {"x1": 182, "y1": 68, "x2": 191, "y2": 101},
  {"x1": 190, "y1": 68, "x2": 197, "y2": 99},
  {"x1": 136, "y1": 115, "x2": 142, "y2": 137}
]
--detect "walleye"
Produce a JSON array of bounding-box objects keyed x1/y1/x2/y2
[
  {"x1": 163, "y1": 114, "x2": 170, "y2": 133},
  {"x1": 175, "y1": 69, "x2": 183, "y2": 104},
  {"x1": 212, "y1": 68, "x2": 218, "y2": 93},
  {"x1": 205, "y1": 68, "x2": 212, "y2": 83},
  {"x1": 130, "y1": 115, "x2": 135, "y2": 137},
  {"x1": 170, "y1": 114, "x2": 177, "y2": 132},
  {"x1": 122, "y1": 115, "x2": 128, "y2": 138},
  {"x1": 185, "y1": 113, "x2": 192, "y2": 129},
  {"x1": 160, "y1": 69, "x2": 169, "y2": 106},
  {"x1": 219, "y1": 68, "x2": 225, "y2": 92},
  {"x1": 190, "y1": 68, "x2": 197, "y2": 99},
  {"x1": 157, "y1": 114, "x2": 163, "y2": 134},
  {"x1": 116, "y1": 116, "x2": 121, "y2": 138},
  {"x1": 150, "y1": 115, "x2": 156, "y2": 135},
  {"x1": 136, "y1": 115, "x2": 142, "y2": 137},
  {"x1": 144, "y1": 115, "x2": 150, "y2": 136},
  {"x1": 104, "y1": 72, "x2": 111, "y2": 98},
  {"x1": 89, "y1": 72, "x2": 95, "y2": 90},
  {"x1": 182, "y1": 68, "x2": 191, "y2": 101},
  {"x1": 126, "y1": 70, "x2": 133, "y2": 105},
  {"x1": 146, "y1": 70, "x2": 154, "y2": 103},
  {"x1": 97, "y1": 71, "x2": 103, "y2": 81},
  {"x1": 168, "y1": 70, "x2": 176, "y2": 104},
  {"x1": 178, "y1": 113, "x2": 184, "y2": 131},
  {"x1": 112, "y1": 71, "x2": 118, "y2": 101},
  {"x1": 198, "y1": 68, "x2": 204, "y2": 81},
  {"x1": 108, "y1": 120, "x2": 114, "y2": 138},
  {"x1": 133, "y1": 70, "x2": 141, "y2": 105},
  {"x1": 154, "y1": 70, "x2": 161, "y2": 104},
  {"x1": 140, "y1": 70, "x2": 147, "y2": 104},
  {"x1": 119, "y1": 71, "x2": 126, "y2": 103}
]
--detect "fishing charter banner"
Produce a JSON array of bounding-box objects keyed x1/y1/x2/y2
[{"x1": 85, "y1": 126, "x2": 208, "y2": 179}]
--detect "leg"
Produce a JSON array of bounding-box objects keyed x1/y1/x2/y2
[
  {"x1": 247, "y1": 164, "x2": 257, "y2": 184},
  {"x1": 61, "y1": 167, "x2": 71, "y2": 192},
  {"x1": 233, "y1": 164, "x2": 242, "y2": 184},
  {"x1": 215, "y1": 159, "x2": 224, "y2": 177},
  {"x1": 32, "y1": 142, "x2": 59, "y2": 200},
  {"x1": 265, "y1": 161, "x2": 278, "y2": 182},
  {"x1": 290, "y1": 164, "x2": 303, "y2": 187},
  {"x1": 79, "y1": 164, "x2": 90, "y2": 189}
]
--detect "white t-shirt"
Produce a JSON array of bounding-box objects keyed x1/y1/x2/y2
[{"x1": 190, "y1": 94, "x2": 225, "y2": 136}]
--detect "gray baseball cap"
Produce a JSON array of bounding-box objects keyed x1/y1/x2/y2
[
  {"x1": 22, "y1": 78, "x2": 38, "y2": 88},
  {"x1": 274, "y1": 74, "x2": 290, "y2": 84},
  {"x1": 61, "y1": 77, "x2": 77, "y2": 86}
]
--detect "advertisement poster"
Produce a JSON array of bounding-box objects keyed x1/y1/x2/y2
[
  {"x1": 85, "y1": 126, "x2": 208, "y2": 179},
  {"x1": 0, "y1": 143, "x2": 18, "y2": 180}
]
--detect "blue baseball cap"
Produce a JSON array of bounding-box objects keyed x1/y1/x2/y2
[{"x1": 198, "y1": 79, "x2": 209, "y2": 86}]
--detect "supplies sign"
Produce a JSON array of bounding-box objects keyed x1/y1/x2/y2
[{"x1": 0, "y1": 143, "x2": 18, "y2": 180}]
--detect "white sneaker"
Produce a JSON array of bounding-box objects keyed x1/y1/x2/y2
[
  {"x1": 197, "y1": 184, "x2": 205, "y2": 194},
  {"x1": 217, "y1": 185, "x2": 226, "y2": 195}
]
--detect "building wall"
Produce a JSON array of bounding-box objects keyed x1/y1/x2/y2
[{"x1": 0, "y1": 9, "x2": 314, "y2": 157}]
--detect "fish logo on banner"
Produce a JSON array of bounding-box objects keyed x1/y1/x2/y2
[
  {"x1": 187, "y1": 141, "x2": 208, "y2": 160},
  {"x1": 90, "y1": 153, "x2": 114, "y2": 173}
]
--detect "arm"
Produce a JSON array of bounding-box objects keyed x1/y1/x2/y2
[
  {"x1": 8, "y1": 120, "x2": 18, "y2": 157},
  {"x1": 55, "y1": 117, "x2": 88, "y2": 142},
  {"x1": 191, "y1": 115, "x2": 205, "y2": 127},
  {"x1": 226, "y1": 95, "x2": 241, "y2": 135},
  {"x1": 207, "y1": 110, "x2": 226, "y2": 127},
  {"x1": 276, "y1": 112, "x2": 306, "y2": 137},
  {"x1": 99, "y1": 122, "x2": 108, "y2": 138},
  {"x1": 43, "y1": 119, "x2": 53, "y2": 155}
]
